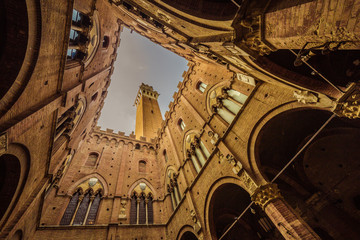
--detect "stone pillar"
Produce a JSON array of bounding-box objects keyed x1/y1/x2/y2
[{"x1": 251, "y1": 184, "x2": 320, "y2": 240}]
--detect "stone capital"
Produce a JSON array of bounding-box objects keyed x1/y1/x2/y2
[
  {"x1": 251, "y1": 183, "x2": 282, "y2": 210},
  {"x1": 335, "y1": 84, "x2": 360, "y2": 119},
  {"x1": 0, "y1": 132, "x2": 8, "y2": 155}
]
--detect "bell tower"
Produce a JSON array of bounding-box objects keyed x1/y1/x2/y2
[{"x1": 134, "y1": 83, "x2": 163, "y2": 140}]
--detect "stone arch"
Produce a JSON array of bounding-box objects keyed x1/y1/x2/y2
[
  {"x1": 204, "y1": 177, "x2": 280, "y2": 240},
  {"x1": 66, "y1": 173, "x2": 108, "y2": 197},
  {"x1": 204, "y1": 177, "x2": 255, "y2": 237},
  {"x1": 176, "y1": 225, "x2": 198, "y2": 240},
  {"x1": 164, "y1": 165, "x2": 178, "y2": 186},
  {"x1": 205, "y1": 81, "x2": 228, "y2": 116},
  {"x1": 182, "y1": 130, "x2": 200, "y2": 159},
  {"x1": 247, "y1": 101, "x2": 320, "y2": 182},
  {"x1": 0, "y1": 0, "x2": 41, "y2": 119},
  {"x1": 127, "y1": 178, "x2": 157, "y2": 198},
  {"x1": 253, "y1": 107, "x2": 360, "y2": 239},
  {"x1": 0, "y1": 143, "x2": 30, "y2": 228}
]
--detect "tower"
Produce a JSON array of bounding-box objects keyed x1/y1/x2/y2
[{"x1": 134, "y1": 83, "x2": 163, "y2": 140}]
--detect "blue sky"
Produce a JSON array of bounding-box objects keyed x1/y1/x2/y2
[{"x1": 97, "y1": 28, "x2": 188, "y2": 134}]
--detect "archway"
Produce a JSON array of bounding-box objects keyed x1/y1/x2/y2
[
  {"x1": 255, "y1": 108, "x2": 360, "y2": 239},
  {"x1": 0, "y1": 0, "x2": 28, "y2": 100},
  {"x1": 180, "y1": 231, "x2": 198, "y2": 240},
  {"x1": 0, "y1": 154, "x2": 21, "y2": 221},
  {"x1": 208, "y1": 183, "x2": 282, "y2": 240}
]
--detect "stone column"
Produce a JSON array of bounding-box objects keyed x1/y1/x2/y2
[{"x1": 251, "y1": 184, "x2": 320, "y2": 240}]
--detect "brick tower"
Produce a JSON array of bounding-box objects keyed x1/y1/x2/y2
[{"x1": 134, "y1": 83, "x2": 163, "y2": 140}]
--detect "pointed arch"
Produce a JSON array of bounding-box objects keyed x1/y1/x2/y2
[
  {"x1": 66, "y1": 173, "x2": 109, "y2": 197},
  {"x1": 127, "y1": 178, "x2": 156, "y2": 197}
]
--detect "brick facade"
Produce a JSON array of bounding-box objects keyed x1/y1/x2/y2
[{"x1": 1, "y1": 0, "x2": 360, "y2": 239}]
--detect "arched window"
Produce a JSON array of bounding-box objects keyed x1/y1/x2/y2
[
  {"x1": 85, "y1": 153, "x2": 98, "y2": 167},
  {"x1": 163, "y1": 150, "x2": 168, "y2": 162},
  {"x1": 178, "y1": 119, "x2": 186, "y2": 131},
  {"x1": 135, "y1": 143, "x2": 140, "y2": 150},
  {"x1": 60, "y1": 178, "x2": 103, "y2": 225},
  {"x1": 197, "y1": 81, "x2": 207, "y2": 93},
  {"x1": 209, "y1": 87, "x2": 248, "y2": 124},
  {"x1": 139, "y1": 160, "x2": 146, "y2": 173},
  {"x1": 54, "y1": 97, "x2": 86, "y2": 142},
  {"x1": 130, "y1": 183, "x2": 154, "y2": 225},
  {"x1": 167, "y1": 170, "x2": 182, "y2": 211},
  {"x1": 66, "y1": 9, "x2": 99, "y2": 64},
  {"x1": 185, "y1": 134, "x2": 210, "y2": 174},
  {"x1": 130, "y1": 193, "x2": 138, "y2": 224}
]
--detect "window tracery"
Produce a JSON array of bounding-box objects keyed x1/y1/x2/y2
[
  {"x1": 130, "y1": 183, "x2": 154, "y2": 224},
  {"x1": 54, "y1": 97, "x2": 86, "y2": 142},
  {"x1": 184, "y1": 134, "x2": 210, "y2": 173},
  {"x1": 166, "y1": 170, "x2": 182, "y2": 211},
  {"x1": 66, "y1": 9, "x2": 99, "y2": 64},
  {"x1": 60, "y1": 178, "x2": 103, "y2": 225},
  {"x1": 208, "y1": 87, "x2": 248, "y2": 124}
]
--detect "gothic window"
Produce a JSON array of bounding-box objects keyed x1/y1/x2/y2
[
  {"x1": 67, "y1": 9, "x2": 99, "y2": 63},
  {"x1": 54, "y1": 97, "x2": 86, "y2": 142},
  {"x1": 85, "y1": 153, "x2": 98, "y2": 167},
  {"x1": 167, "y1": 170, "x2": 182, "y2": 211},
  {"x1": 139, "y1": 160, "x2": 146, "y2": 173},
  {"x1": 130, "y1": 193, "x2": 138, "y2": 224},
  {"x1": 60, "y1": 178, "x2": 103, "y2": 225},
  {"x1": 85, "y1": 193, "x2": 101, "y2": 225},
  {"x1": 130, "y1": 183, "x2": 154, "y2": 224},
  {"x1": 60, "y1": 190, "x2": 80, "y2": 225},
  {"x1": 147, "y1": 195, "x2": 154, "y2": 224},
  {"x1": 73, "y1": 192, "x2": 91, "y2": 225},
  {"x1": 135, "y1": 143, "x2": 140, "y2": 150},
  {"x1": 163, "y1": 150, "x2": 168, "y2": 162},
  {"x1": 179, "y1": 119, "x2": 186, "y2": 131},
  {"x1": 197, "y1": 81, "x2": 207, "y2": 93},
  {"x1": 209, "y1": 87, "x2": 248, "y2": 124},
  {"x1": 185, "y1": 134, "x2": 210, "y2": 174},
  {"x1": 138, "y1": 193, "x2": 146, "y2": 224}
]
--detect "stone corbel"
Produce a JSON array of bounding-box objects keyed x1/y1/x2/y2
[
  {"x1": 190, "y1": 210, "x2": 202, "y2": 233},
  {"x1": 334, "y1": 84, "x2": 360, "y2": 119}
]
